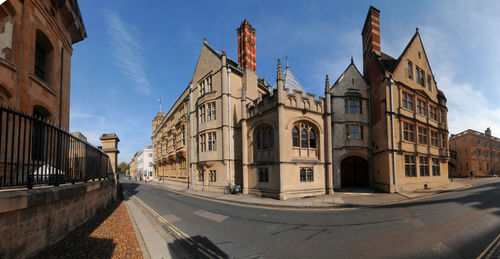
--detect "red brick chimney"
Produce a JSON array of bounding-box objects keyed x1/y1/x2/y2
[
  {"x1": 237, "y1": 19, "x2": 256, "y2": 71},
  {"x1": 361, "y1": 6, "x2": 381, "y2": 57}
]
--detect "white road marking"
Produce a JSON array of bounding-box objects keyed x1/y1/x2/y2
[
  {"x1": 478, "y1": 233, "x2": 500, "y2": 259},
  {"x1": 162, "y1": 213, "x2": 182, "y2": 223},
  {"x1": 193, "y1": 209, "x2": 229, "y2": 223}
]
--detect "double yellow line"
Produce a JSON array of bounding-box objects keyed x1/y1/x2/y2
[
  {"x1": 478, "y1": 233, "x2": 500, "y2": 259},
  {"x1": 129, "y1": 193, "x2": 224, "y2": 259}
]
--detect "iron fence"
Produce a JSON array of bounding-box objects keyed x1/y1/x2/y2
[{"x1": 0, "y1": 105, "x2": 112, "y2": 189}]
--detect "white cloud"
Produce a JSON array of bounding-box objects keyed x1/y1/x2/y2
[
  {"x1": 418, "y1": 20, "x2": 500, "y2": 136},
  {"x1": 104, "y1": 10, "x2": 151, "y2": 94}
]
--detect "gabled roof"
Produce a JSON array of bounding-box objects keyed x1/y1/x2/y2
[
  {"x1": 331, "y1": 58, "x2": 367, "y2": 90},
  {"x1": 380, "y1": 30, "x2": 435, "y2": 80},
  {"x1": 203, "y1": 42, "x2": 239, "y2": 68}
]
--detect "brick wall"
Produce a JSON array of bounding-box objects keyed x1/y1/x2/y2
[{"x1": 0, "y1": 180, "x2": 116, "y2": 259}]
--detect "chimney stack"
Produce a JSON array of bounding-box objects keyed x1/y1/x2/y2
[
  {"x1": 237, "y1": 19, "x2": 256, "y2": 71},
  {"x1": 361, "y1": 6, "x2": 381, "y2": 57}
]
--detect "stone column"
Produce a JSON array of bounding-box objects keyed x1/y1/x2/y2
[{"x1": 100, "y1": 133, "x2": 120, "y2": 179}]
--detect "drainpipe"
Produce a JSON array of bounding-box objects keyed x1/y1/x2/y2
[
  {"x1": 368, "y1": 84, "x2": 374, "y2": 187},
  {"x1": 189, "y1": 84, "x2": 194, "y2": 190},
  {"x1": 227, "y1": 66, "x2": 232, "y2": 187},
  {"x1": 59, "y1": 48, "x2": 63, "y2": 128},
  {"x1": 388, "y1": 76, "x2": 398, "y2": 193}
]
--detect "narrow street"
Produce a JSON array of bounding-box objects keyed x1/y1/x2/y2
[{"x1": 122, "y1": 178, "x2": 500, "y2": 258}]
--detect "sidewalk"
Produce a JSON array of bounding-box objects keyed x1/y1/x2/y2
[
  {"x1": 125, "y1": 195, "x2": 173, "y2": 259},
  {"x1": 144, "y1": 177, "x2": 494, "y2": 209}
]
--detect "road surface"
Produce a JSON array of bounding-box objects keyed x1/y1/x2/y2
[{"x1": 122, "y1": 179, "x2": 500, "y2": 258}]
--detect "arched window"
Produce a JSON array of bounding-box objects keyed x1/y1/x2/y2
[
  {"x1": 309, "y1": 130, "x2": 316, "y2": 148},
  {"x1": 292, "y1": 126, "x2": 299, "y2": 147},
  {"x1": 301, "y1": 128, "x2": 308, "y2": 148},
  {"x1": 292, "y1": 122, "x2": 318, "y2": 149},
  {"x1": 256, "y1": 130, "x2": 262, "y2": 150},
  {"x1": 255, "y1": 125, "x2": 274, "y2": 150},
  {"x1": 267, "y1": 127, "x2": 274, "y2": 148},
  {"x1": 262, "y1": 129, "x2": 268, "y2": 149}
]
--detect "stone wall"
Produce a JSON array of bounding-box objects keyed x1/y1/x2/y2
[{"x1": 0, "y1": 179, "x2": 116, "y2": 259}]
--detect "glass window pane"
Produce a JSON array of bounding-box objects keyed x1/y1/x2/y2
[{"x1": 301, "y1": 128, "x2": 308, "y2": 148}]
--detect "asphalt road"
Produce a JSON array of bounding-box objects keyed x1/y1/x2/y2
[{"x1": 122, "y1": 179, "x2": 500, "y2": 259}]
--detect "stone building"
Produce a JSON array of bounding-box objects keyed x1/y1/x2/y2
[
  {"x1": 129, "y1": 152, "x2": 138, "y2": 180},
  {"x1": 362, "y1": 6, "x2": 449, "y2": 192},
  {"x1": 152, "y1": 20, "x2": 267, "y2": 193},
  {"x1": 153, "y1": 6, "x2": 450, "y2": 198},
  {"x1": 330, "y1": 59, "x2": 372, "y2": 189},
  {"x1": 137, "y1": 145, "x2": 154, "y2": 181},
  {"x1": 449, "y1": 128, "x2": 500, "y2": 177},
  {"x1": 0, "y1": 0, "x2": 86, "y2": 129}
]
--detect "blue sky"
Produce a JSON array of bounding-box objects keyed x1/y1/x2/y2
[{"x1": 69, "y1": 1, "x2": 500, "y2": 163}]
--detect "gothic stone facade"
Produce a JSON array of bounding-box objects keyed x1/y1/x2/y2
[{"x1": 153, "y1": 7, "x2": 450, "y2": 199}]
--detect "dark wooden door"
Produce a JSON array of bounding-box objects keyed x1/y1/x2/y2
[{"x1": 341, "y1": 156, "x2": 369, "y2": 187}]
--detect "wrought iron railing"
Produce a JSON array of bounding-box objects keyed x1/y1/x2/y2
[{"x1": 0, "y1": 105, "x2": 112, "y2": 189}]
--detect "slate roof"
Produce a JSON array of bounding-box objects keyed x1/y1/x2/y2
[{"x1": 272, "y1": 62, "x2": 306, "y2": 94}]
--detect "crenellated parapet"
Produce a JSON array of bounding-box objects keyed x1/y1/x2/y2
[
  {"x1": 246, "y1": 85, "x2": 324, "y2": 119},
  {"x1": 285, "y1": 88, "x2": 324, "y2": 114},
  {"x1": 246, "y1": 90, "x2": 277, "y2": 118}
]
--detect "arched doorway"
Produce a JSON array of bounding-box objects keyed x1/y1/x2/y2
[{"x1": 340, "y1": 156, "x2": 369, "y2": 187}]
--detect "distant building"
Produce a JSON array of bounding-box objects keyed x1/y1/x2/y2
[
  {"x1": 129, "y1": 152, "x2": 138, "y2": 179},
  {"x1": 137, "y1": 146, "x2": 153, "y2": 181},
  {"x1": 0, "y1": 0, "x2": 86, "y2": 129},
  {"x1": 449, "y1": 128, "x2": 499, "y2": 177}
]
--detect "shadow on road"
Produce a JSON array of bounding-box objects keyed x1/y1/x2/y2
[
  {"x1": 168, "y1": 235, "x2": 229, "y2": 259},
  {"x1": 374, "y1": 181, "x2": 500, "y2": 214},
  {"x1": 120, "y1": 181, "x2": 141, "y2": 200}
]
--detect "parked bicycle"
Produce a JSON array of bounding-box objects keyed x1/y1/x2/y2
[{"x1": 224, "y1": 184, "x2": 242, "y2": 194}]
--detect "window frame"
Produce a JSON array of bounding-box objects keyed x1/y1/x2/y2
[
  {"x1": 403, "y1": 122, "x2": 415, "y2": 142},
  {"x1": 402, "y1": 92, "x2": 414, "y2": 110},
  {"x1": 292, "y1": 122, "x2": 318, "y2": 150},
  {"x1": 209, "y1": 170, "x2": 216, "y2": 182},
  {"x1": 418, "y1": 126, "x2": 428, "y2": 145},
  {"x1": 429, "y1": 105, "x2": 437, "y2": 121},
  {"x1": 419, "y1": 156, "x2": 429, "y2": 176},
  {"x1": 300, "y1": 167, "x2": 314, "y2": 182},
  {"x1": 345, "y1": 97, "x2": 362, "y2": 114},
  {"x1": 431, "y1": 131, "x2": 439, "y2": 147},
  {"x1": 407, "y1": 61, "x2": 413, "y2": 79},
  {"x1": 417, "y1": 98, "x2": 427, "y2": 116},
  {"x1": 405, "y1": 155, "x2": 416, "y2": 177},
  {"x1": 346, "y1": 124, "x2": 363, "y2": 141},
  {"x1": 258, "y1": 167, "x2": 269, "y2": 182}
]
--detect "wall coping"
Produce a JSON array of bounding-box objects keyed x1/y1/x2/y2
[{"x1": 0, "y1": 179, "x2": 114, "y2": 214}]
